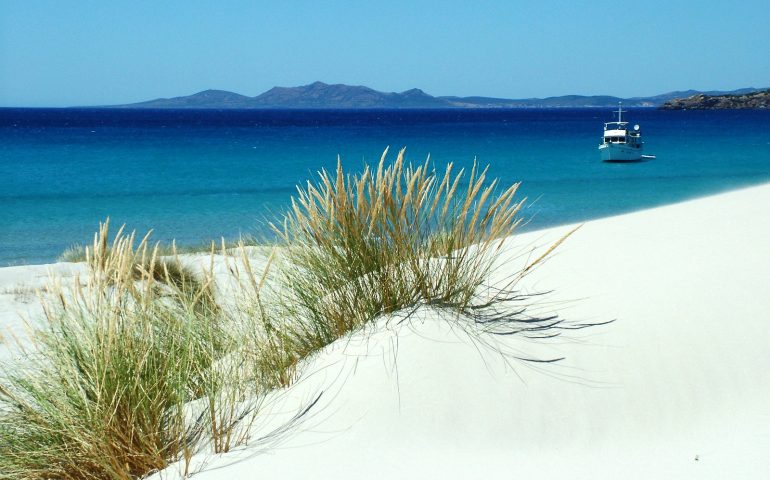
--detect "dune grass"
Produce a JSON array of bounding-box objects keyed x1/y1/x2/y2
[
  {"x1": 57, "y1": 243, "x2": 88, "y2": 263},
  {"x1": 58, "y1": 237, "x2": 262, "y2": 264},
  {"x1": 0, "y1": 149, "x2": 588, "y2": 479},
  {"x1": 261, "y1": 147, "x2": 567, "y2": 373},
  {"x1": 0, "y1": 221, "x2": 259, "y2": 479}
]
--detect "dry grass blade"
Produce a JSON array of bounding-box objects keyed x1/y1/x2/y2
[{"x1": 524, "y1": 225, "x2": 582, "y2": 273}]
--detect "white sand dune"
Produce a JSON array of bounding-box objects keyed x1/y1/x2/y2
[{"x1": 2, "y1": 183, "x2": 769, "y2": 478}]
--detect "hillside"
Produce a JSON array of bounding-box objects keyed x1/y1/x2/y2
[
  {"x1": 251, "y1": 82, "x2": 447, "y2": 108},
  {"x1": 660, "y1": 89, "x2": 770, "y2": 109}
]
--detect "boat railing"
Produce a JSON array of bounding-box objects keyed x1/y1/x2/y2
[{"x1": 604, "y1": 121, "x2": 629, "y2": 129}]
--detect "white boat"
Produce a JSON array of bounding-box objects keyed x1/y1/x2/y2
[{"x1": 598, "y1": 103, "x2": 650, "y2": 162}]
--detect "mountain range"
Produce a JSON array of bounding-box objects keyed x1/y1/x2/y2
[{"x1": 111, "y1": 82, "x2": 766, "y2": 109}]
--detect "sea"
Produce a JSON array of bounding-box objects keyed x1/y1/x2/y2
[{"x1": 2, "y1": 108, "x2": 770, "y2": 266}]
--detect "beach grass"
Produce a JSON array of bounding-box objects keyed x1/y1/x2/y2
[
  {"x1": 0, "y1": 222, "x2": 258, "y2": 479},
  {"x1": 57, "y1": 240, "x2": 214, "y2": 264},
  {"x1": 259, "y1": 147, "x2": 568, "y2": 380},
  {"x1": 58, "y1": 237, "x2": 265, "y2": 264},
  {"x1": 57, "y1": 243, "x2": 88, "y2": 262},
  {"x1": 0, "y1": 149, "x2": 578, "y2": 479}
]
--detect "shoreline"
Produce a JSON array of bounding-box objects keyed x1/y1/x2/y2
[
  {"x1": 2, "y1": 181, "x2": 770, "y2": 478},
  {"x1": 4, "y1": 178, "x2": 770, "y2": 269}
]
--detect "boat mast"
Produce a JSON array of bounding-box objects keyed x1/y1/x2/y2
[{"x1": 617, "y1": 101, "x2": 624, "y2": 123}]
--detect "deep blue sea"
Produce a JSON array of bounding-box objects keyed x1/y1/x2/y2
[{"x1": 2, "y1": 108, "x2": 770, "y2": 266}]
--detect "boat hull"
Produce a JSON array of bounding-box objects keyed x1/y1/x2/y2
[{"x1": 599, "y1": 143, "x2": 644, "y2": 162}]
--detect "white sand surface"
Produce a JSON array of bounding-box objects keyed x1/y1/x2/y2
[
  {"x1": 2, "y1": 183, "x2": 769, "y2": 478},
  {"x1": 0, "y1": 262, "x2": 86, "y2": 362}
]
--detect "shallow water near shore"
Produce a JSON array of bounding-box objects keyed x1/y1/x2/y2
[{"x1": 2, "y1": 108, "x2": 770, "y2": 266}]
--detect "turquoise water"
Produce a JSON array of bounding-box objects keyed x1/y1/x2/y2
[{"x1": 2, "y1": 108, "x2": 770, "y2": 266}]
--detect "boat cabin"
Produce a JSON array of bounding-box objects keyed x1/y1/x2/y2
[
  {"x1": 603, "y1": 128, "x2": 628, "y2": 143},
  {"x1": 602, "y1": 124, "x2": 642, "y2": 147},
  {"x1": 601, "y1": 104, "x2": 642, "y2": 148}
]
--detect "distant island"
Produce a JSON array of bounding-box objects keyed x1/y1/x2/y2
[
  {"x1": 108, "y1": 82, "x2": 768, "y2": 109},
  {"x1": 660, "y1": 89, "x2": 770, "y2": 110}
]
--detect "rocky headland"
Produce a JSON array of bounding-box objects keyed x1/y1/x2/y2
[{"x1": 660, "y1": 89, "x2": 770, "y2": 110}]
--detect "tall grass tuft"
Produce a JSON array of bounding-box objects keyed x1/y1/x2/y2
[
  {"x1": 269, "y1": 147, "x2": 559, "y2": 361},
  {"x1": 0, "y1": 221, "x2": 253, "y2": 479},
  {"x1": 58, "y1": 238, "x2": 257, "y2": 264},
  {"x1": 58, "y1": 243, "x2": 87, "y2": 263}
]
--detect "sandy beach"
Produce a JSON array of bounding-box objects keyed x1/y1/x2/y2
[{"x1": 2, "y1": 182, "x2": 769, "y2": 479}]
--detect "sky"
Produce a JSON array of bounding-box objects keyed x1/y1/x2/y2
[{"x1": 1, "y1": 0, "x2": 769, "y2": 107}]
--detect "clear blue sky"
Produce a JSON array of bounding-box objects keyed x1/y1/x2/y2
[{"x1": 1, "y1": 0, "x2": 769, "y2": 107}]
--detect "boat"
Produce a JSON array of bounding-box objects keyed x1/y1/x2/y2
[{"x1": 598, "y1": 103, "x2": 651, "y2": 162}]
